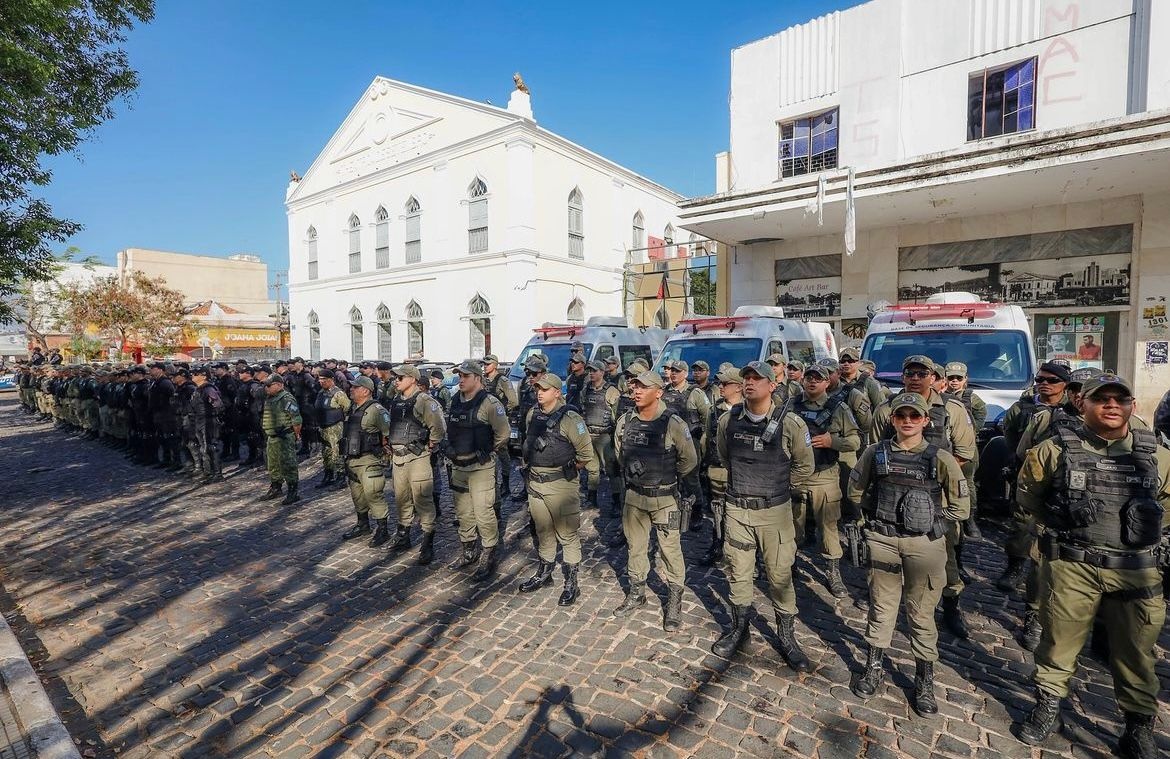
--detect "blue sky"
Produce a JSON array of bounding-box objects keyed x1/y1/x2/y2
[{"x1": 42, "y1": 0, "x2": 852, "y2": 283}]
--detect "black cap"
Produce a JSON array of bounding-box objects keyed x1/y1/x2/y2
[
  {"x1": 239, "y1": 365, "x2": 255, "y2": 375},
  {"x1": 376, "y1": 361, "x2": 393, "y2": 371},
  {"x1": 173, "y1": 368, "x2": 191, "y2": 379},
  {"x1": 192, "y1": 365, "x2": 209, "y2": 376},
  {"x1": 1037, "y1": 361, "x2": 1072, "y2": 384}
]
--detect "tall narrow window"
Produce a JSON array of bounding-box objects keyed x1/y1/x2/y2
[
  {"x1": 567, "y1": 297, "x2": 585, "y2": 324},
  {"x1": 778, "y1": 108, "x2": 839, "y2": 178},
  {"x1": 406, "y1": 301, "x2": 424, "y2": 359},
  {"x1": 349, "y1": 306, "x2": 363, "y2": 362},
  {"x1": 632, "y1": 211, "x2": 645, "y2": 261},
  {"x1": 567, "y1": 187, "x2": 584, "y2": 259},
  {"x1": 374, "y1": 206, "x2": 390, "y2": 269},
  {"x1": 664, "y1": 224, "x2": 675, "y2": 249},
  {"x1": 348, "y1": 215, "x2": 362, "y2": 273},
  {"x1": 306, "y1": 226, "x2": 318, "y2": 281},
  {"x1": 404, "y1": 197, "x2": 422, "y2": 264},
  {"x1": 375, "y1": 303, "x2": 392, "y2": 361},
  {"x1": 308, "y1": 311, "x2": 320, "y2": 361},
  {"x1": 968, "y1": 58, "x2": 1035, "y2": 140},
  {"x1": 468, "y1": 178, "x2": 488, "y2": 254},
  {"x1": 468, "y1": 294, "x2": 491, "y2": 358}
]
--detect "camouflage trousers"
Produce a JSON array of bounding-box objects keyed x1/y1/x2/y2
[
  {"x1": 320, "y1": 424, "x2": 344, "y2": 476},
  {"x1": 265, "y1": 433, "x2": 298, "y2": 486}
]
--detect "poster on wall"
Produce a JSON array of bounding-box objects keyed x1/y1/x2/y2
[
  {"x1": 1045, "y1": 315, "x2": 1105, "y2": 370},
  {"x1": 1142, "y1": 302, "x2": 1167, "y2": 337},
  {"x1": 836, "y1": 318, "x2": 869, "y2": 351},
  {"x1": 774, "y1": 254, "x2": 842, "y2": 318},
  {"x1": 1145, "y1": 341, "x2": 1168, "y2": 365}
]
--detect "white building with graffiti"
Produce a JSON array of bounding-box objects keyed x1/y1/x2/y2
[
  {"x1": 285, "y1": 76, "x2": 687, "y2": 364},
  {"x1": 679, "y1": 0, "x2": 1170, "y2": 412}
]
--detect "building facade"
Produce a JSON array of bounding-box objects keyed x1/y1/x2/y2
[
  {"x1": 116, "y1": 248, "x2": 272, "y2": 317},
  {"x1": 679, "y1": 0, "x2": 1170, "y2": 413},
  {"x1": 285, "y1": 77, "x2": 687, "y2": 364}
]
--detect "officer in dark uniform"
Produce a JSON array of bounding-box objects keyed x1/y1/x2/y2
[
  {"x1": 215, "y1": 363, "x2": 241, "y2": 462},
  {"x1": 173, "y1": 369, "x2": 197, "y2": 475},
  {"x1": 603, "y1": 355, "x2": 625, "y2": 391},
  {"x1": 1014, "y1": 374, "x2": 1169, "y2": 759},
  {"x1": 191, "y1": 366, "x2": 225, "y2": 482},
  {"x1": 564, "y1": 353, "x2": 587, "y2": 411},
  {"x1": 127, "y1": 365, "x2": 150, "y2": 464},
  {"x1": 147, "y1": 362, "x2": 180, "y2": 471},
  {"x1": 235, "y1": 365, "x2": 264, "y2": 466}
]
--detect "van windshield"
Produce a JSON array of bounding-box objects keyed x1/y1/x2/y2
[
  {"x1": 861, "y1": 330, "x2": 1031, "y2": 389},
  {"x1": 509, "y1": 343, "x2": 594, "y2": 381},
  {"x1": 652, "y1": 338, "x2": 763, "y2": 377}
]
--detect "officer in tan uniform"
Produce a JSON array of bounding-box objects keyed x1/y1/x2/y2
[
  {"x1": 612, "y1": 370, "x2": 699, "y2": 631},
  {"x1": 839, "y1": 346, "x2": 885, "y2": 410},
  {"x1": 711, "y1": 361, "x2": 816, "y2": 670},
  {"x1": 384, "y1": 364, "x2": 447, "y2": 565},
  {"x1": 662, "y1": 358, "x2": 711, "y2": 531},
  {"x1": 517, "y1": 373, "x2": 598, "y2": 605},
  {"x1": 339, "y1": 375, "x2": 392, "y2": 546},
  {"x1": 446, "y1": 360, "x2": 512, "y2": 582},
  {"x1": 699, "y1": 364, "x2": 741, "y2": 566},
  {"x1": 580, "y1": 360, "x2": 622, "y2": 514},
  {"x1": 792, "y1": 360, "x2": 861, "y2": 598},
  {"x1": 847, "y1": 392, "x2": 970, "y2": 716},
  {"x1": 483, "y1": 353, "x2": 519, "y2": 504},
  {"x1": 314, "y1": 372, "x2": 350, "y2": 489}
]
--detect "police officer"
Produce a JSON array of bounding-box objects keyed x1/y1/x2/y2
[
  {"x1": 662, "y1": 359, "x2": 710, "y2": 531},
  {"x1": 580, "y1": 360, "x2": 622, "y2": 514},
  {"x1": 173, "y1": 368, "x2": 198, "y2": 475},
  {"x1": 565, "y1": 353, "x2": 587, "y2": 411},
  {"x1": 792, "y1": 360, "x2": 861, "y2": 598},
  {"x1": 603, "y1": 355, "x2": 625, "y2": 391},
  {"x1": 147, "y1": 362, "x2": 180, "y2": 470},
  {"x1": 483, "y1": 354, "x2": 519, "y2": 505},
  {"x1": 518, "y1": 373, "x2": 598, "y2": 605},
  {"x1": 288, "y1": 357, "x2": 318, "y2": 457},
  {"x1": 314, "y1": 371, "x2": 350, "y2": 488},
  {"x1": 612, "y1": 370, "x2": 699, "y2": 632},
  {"x1": 375, "y1": 362, "x2": 397, "y2": 407},
  {"x1": 446, "y1": 360, "x2": 511, "y2": 582},
  {"x1": 699, "y1": 364, "x2": 741, "y2": 566},
  {"x1": 385, "y1": 364, "x2": 446, "y2": 565},
  {"x1": 997, "y1": 362, "x2": 1072, "y2": 592},
  {"x1": 1013, "y1": 374, "x2": 1169, "y2": 758},
  {"x1": 215, "y1": 363, "x2": 241, "y2": 462},
  {"x1": 711, "y1": 360, "x2": 816, "y2": 669},
  {"x1": 764, "y1": 354, "x2": 792, "y2": 404},
  {"x1": 427, "y1": 368, "x2": 452, "y2": 516},
  {"x1": 692, "y1": 360, "x2": 716, "y2": 406},
  {"x1": 428, "y1": 369, "x2": 452, "y2": 411},
  {"x1": 783, "y1": 360, "x2": 805, "y2": 399},
  {"x1": 943, "y1": 361, "x2": 987, "y2": 539},
  {"x1": 839, "y1": 347, "x2": 885, "y2": 410},
  {"x1": 236, "y1": 365, "x2": 266, "y2": 466},
  {"x1": 823, "y1": 357, "x2": 873, "y2": 437},
  {"x1": 260, "y1": 374, "x2": 302, "y2": 505},
  {"x1": 847, "y1": 392, "x2": 970, "y2": 715},
  {"x1": 191, "y1": 366, "x2": 225, "y2": 482},
  {"x1": 337, "y1": 376, "x2": 391, "y2": 545},
  {"x1": 127, "y1": 365, "x2": 150, "y2": 464},
  {"x1": 871, "y1": 355, "x2": 978, "y2": 638}
]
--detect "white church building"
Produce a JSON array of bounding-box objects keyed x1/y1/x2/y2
[{"x1": 285, "y1": 76, "x2": 687, "y2": 364}]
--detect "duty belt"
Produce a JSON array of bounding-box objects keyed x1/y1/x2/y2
[
  {"x1": 725, "y1": 494, "x2": 789, "y2": 510},
  {"x1": 391, "y1": 443, "x2": 426, "y2": 456},
  {"x1": 528, "y1": 469, "x2": 574, "y2": 483},
  {"x1": 587, "y1": 424, "x2": 612, "y2": 435},
  {"x1": 626, "y1": 482, "x2": 678, "y2": 498},
  {"x1": 865, "y1": 521, "x2": 940, "y2": 540},
  {"x1": 1040, "y1": 534, "x2": 1158, "y2": 570}
]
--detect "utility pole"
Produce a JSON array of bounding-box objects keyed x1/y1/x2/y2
[{"x1": 270, "y1": 271, "x2": 290, "y2": 354}]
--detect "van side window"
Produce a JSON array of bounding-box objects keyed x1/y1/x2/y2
[
  {"x1": 595, "y1": 345, "x2": 615, "y2": 363},
  {"x1": 619, "y1": 345, "x2": 651, "y2": 369},
  {"x1": 785, "y1": 340, "x2": 817, "y2": 365},
  {"x1": 766, "y1": 340, "x2": 784, "y2": 360}
]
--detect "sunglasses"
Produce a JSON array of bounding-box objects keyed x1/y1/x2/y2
[
  {"x1": 892, "y1": 411, "x2": 924, "y2": 420},
  {"x1": 1034, "y1": 375, "x2": 1064, "y2": 384},
  {"x1": 839, "y1": 357, "x2": 858, "y2": 363},
  {"x1": 1085, "y1": 393, "x2": 1133, "y2": 405},
  {"x1": 903, "y1": 370, "x2": 931, "y2": 379},
  {"x1": 946, "y1": 375, "x2": 964, "y2": 381}
]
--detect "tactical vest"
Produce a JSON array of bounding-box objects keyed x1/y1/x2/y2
[
  {"x1": 176, "y1": 384, "x2": 196, "y2": 423},
  {"x1": 868, "y1": 441, "x2": 943, "y2": 536},
  {"x1": 619, "y1": 413, "x2": 678, "y2": 489},
  {"x1": 484, "y1": 373, "x2": 509, "y2": 407},
  {"x1": 581, "y1": 384, "x2": 614, "y2": 433},
  {"x1": 78, "y1": 378, "x2": 95, "y2": 400},
  {"x1": 448, "y1": 390, "x2": 494, "y2": 464},
  {"x1": 942, "y1": 390, "x2": 976, "y2": 427},
  {"x1": 565, "y1": 372, "x2": 586, "y2": 410},
  {"x1": 388, "y1": 393, "x2": 428, "y2": 447},
  {"x1": 662, "y1": 385, "x2": 701, "y2": 431},
  {"x1": 262, "y1": 389, "x2": 298, "y2": 435},
  {"x1": 525, "y1": 406, "x2": 577, "y2": 468},
  {"x1": 883, "y1": 400, "x2": 951, "y2": 453},
  {"x1": 725, "y1": 403, "x2": 792, "y2": 505},
  {"x1": 194, "y1": 384, "x2": 222, "y2": 423},
  {"x1": 1032, "y1": 405, "x2": 1081, "y2": 447},
  {"x1": 341, "y1": 401, "x2": 383, "y2": 457},
  {"x1": 603, "y1": 372, "x2": 622, "y2": 389},
  {"x1": 1050, "y1": 427, "x2": 1163, "y2": 551},
  {"x1": 615, "y1": 393, "x2": 636, "y2": 419},
  {"x1": 794, "y1": 392, "x2": 844, "y2": 471},
  {"x1": 518, "y1": 384, "x2": 538, "y2": 436},
  {"x1": 315, "y1": 387, "x2": 346, "y2": 427}
]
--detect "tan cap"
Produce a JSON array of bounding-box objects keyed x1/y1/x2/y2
[
  {"x1": 1080, "y1": 373, "x2": 1133, "y2": 400},
  {"x1": 534, "y1": 373, "x2": 563, "y2": 391},
  {"x1": 392, "y1": 364, "x2": 421, "y2": 381},
  {"x1": 741, "y1": 361, "x2": 776, "y2": 382},
  {"x1": 350, "y1": 375, "x2": 374, "y2": 391},
  {"x1": 903, "y1": 355, "x2": 934, "y2": 370},
  {"x1": 944, "y1": 361, "x2": 967, "y2": 378},
  {"x1": 839, "y1": 346, "x2": 860, "y2": 360},
  {"x1": 630, "y1": 370, "x2": 664, "y2": 389},
  {"x1": 454, "y1": 360, "x2": 484, "y2": 377},
  {"x1": 766, "y1": 353, "x2": 786, "y2": 366},
  {"x1": 890, "y1": 392, "x2": 929, "y2": 414},
  {"x1": 716, "y1": 366, "x2": 743, "y2": 384}
]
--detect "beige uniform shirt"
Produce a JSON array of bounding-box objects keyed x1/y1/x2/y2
[
  {"x1": 523, "y1": 400, "x2": 600, "y2": 486},
  {"x1": 871, "y1": 388, "x2": 977, "y2": 462},
  {"x1": 614, "y1": 401, "x2": 700, "y2": 509},
  {"x1": 389, "y1": 388, "x2": 447, "y2": 465},
  {"x1": 452, "y1": 390, "x2": 512, "y2": 470},
  {"x1": 849, "y1": 439, "x2": 971, "y2": 523},
  {"x1": 795, "y1": 392, "x2": 862, "y2": 483}
]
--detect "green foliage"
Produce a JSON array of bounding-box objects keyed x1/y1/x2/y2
[
  {"x1": 0, "y1": 0, "x2": 154, "y2": 321},
  {"x1": 689, "y1": 267, "x2": 716, "y2": 316}
]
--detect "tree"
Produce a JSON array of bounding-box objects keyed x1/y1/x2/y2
[
  {"x1": 59, "y1": 271, "x2": 188, "y2": 357},
  {"x1": 0, "y1": 0, "x2": 155, "y2": 322},
  {"x1": 6, "y1": 246, "x2": 103, "y2": 349},
  {"x1": 689, "y1": 267, "x2": 716, "y2": 316}
]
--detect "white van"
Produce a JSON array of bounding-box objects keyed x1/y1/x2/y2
[
  {"x1": 508, "y1": 316, "x2": 670, "y2": 384},
  {"x1": 651, "y1": 305, "x2": 837, "y2": 377}
]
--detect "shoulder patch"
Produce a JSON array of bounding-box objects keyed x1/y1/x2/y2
[
  {"x1": 805, "y1": 429, "x2": 812, "y2": 446},
  {"x1": 429, "y1": 400, "x2": 439, "y2": 413},
  {"x1": 958, "y1": 479, "x2": 970, "y2": 498},
  {"x1": 577, "y1": 421, "x2": 587, "y2": 436},
  {"x1": 496, "y1": 404, "x2": 505, "y2": 416},
  {"x1": 380, "y1": 409, "x2": 391, "y2": 425},
  {"x1": 849, "y1": 468, "x2": 861, "y2": 482}
]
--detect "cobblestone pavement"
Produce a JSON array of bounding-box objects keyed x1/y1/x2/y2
[
  {"x1": 0, "y1": 677, "x2": 34, "y2": 759},
  {"x1": 0, "y1": 396, "x2": 1167, "y2": 758}
]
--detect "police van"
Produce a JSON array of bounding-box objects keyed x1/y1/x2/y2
[
  {"x1": 650, "y1": 305, "x2": 837, "y2": 377},
  {"x1": 508, "y1": 316, "x2": 670, "y2": 384}
]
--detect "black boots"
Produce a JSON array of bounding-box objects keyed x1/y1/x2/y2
[
  {"x1": 963, "y1": 508, "x2": 981, "y2": 540},
  {"x1": 941, "y1": 596, "x2": 970, "y2": 639},
  {"x1": 851, "y1": 645, "x2": 885, "y2": 699},
  {"x1": 612, "y1": 582, "x2": 646, "y2": 617},
  {"x1": 826, "y1": 559, "x2": 848, "y2": 599},
  {"x1": 417, "y1": 531, "x2": 435, "y2": 566},
  {"x1": 280, "y1": 484, "x2": 300, "y2": 505},
  {"x1": 913, "y1": 659, "x2": 938, "y2": 715},
  {"x1": 1015, "y1": 689, "x2": 1063, "y2": 745},
  {"x1": 260, "y1": 482, "x2": 283, "y2": 501},
  {"x1": 558, "y1": 563, "x2": 579, "y2": 606},
  {"x1": 518, "y1": 560, "x2": 555, "y2": 593},
  {"x1": 369, "y1": 518, "x2": 390, "y2": 547},
  {"x1": 701, "y1": 537, "x2": 723, "y2": 567},
  {"x1": 586, "y1": 490, "x2": 598, "y2": 509},
  {"x1": 1118, "y1": 712, "x2": 1157, "y2": 759},
  {"x1": 688, "y1": 504, "x2": 703, "y2": 532},
  {"x1": 388, "y1": 525, "x2": 412, "y2": 552},
  {"x1": 663, "y1": 584, "x2": 684, "y2": 632},
  {"x1": 775, "y1": 613, "x2": 811, "y2": 672},
  {"x1": 341, "y1": 516, "x2": 371, "y2": 540},
  {"x1": 712, "y1": 604, "x2": 750, "y2": 658},
  {"x1": 955, "y1": 543, "x2": 973, "y2": 585},
  {"x1": 450, "y1": 541, "x2": 481, "y2": 570},
  {"x1": 609, "y1": 494, "x2": 622, "y2": 520},
  {"x1": 316, "y1": 471, "x2": 335, "y2": 488},
  {"x1": 996, "y1": 557, "x2": 1029, "y2": 592},
  {"x1": 1020, "y1": 610, "x2": 1042, "y2": 651},
  {"x1": 471, "y1": 545, "x2": 498, "y2": 583}
]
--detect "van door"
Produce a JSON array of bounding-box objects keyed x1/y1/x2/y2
[
  {"x1": 594, "y1": 344, "x2": 615, "y2": 364},
  {"x1": 766, "y1": 339, "x2": 785, "y2": 361}
]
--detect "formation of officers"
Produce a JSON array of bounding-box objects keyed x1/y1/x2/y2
[{"x1": 10, "y1": 347, "x2": 1167, "y2": 757}]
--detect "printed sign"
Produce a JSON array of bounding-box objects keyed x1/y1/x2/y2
[{"x1": 1146, "y1": 341, "x2": 1168, "y2": 365}]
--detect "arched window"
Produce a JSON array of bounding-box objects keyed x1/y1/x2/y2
[
  {"x1": 375, "y1": 303, "x2": 392, "y2": 361},
  {"x1": 632, "y1": 211, "x2": 645, "y2": 257},
  {"x1": 349, "y1": 306, "x2": 363, "y2": 362},
  {"x1": 308, "y1": 310, "x2": 320, "y2": 361},
  {"x1": 348, "y1": 214, "x2": 362, "y2": 273},
  {"x1": 404, "y1": 196, "x2": 422, "y2": 264},
  {"x1": 468, "y1": 178, "x2": 488, "y2": 254},
  {"x1": 306, "y1": 226, "x2": 319, "y2": 280},
  {"x1": 468, "y1": 294, "x2": 491, "y2": 358},
  {"x1": 664, "y1": 223, "x2": 675, "y2": 246},
  {"x1": 375, "y1": 206, "x2": 390, "y2": 269},
  {"x1": 567, "y1": 298, "x2": 585, "y2": 324},
  {"x1": 406, "y1": 300, "x2": 424, "y2": 358},
  {"x1": 567, "y1": 187, "x2": 584, "y2": 259}
]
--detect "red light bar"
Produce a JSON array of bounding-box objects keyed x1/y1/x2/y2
[
  {"x1": 887, "y1": 303, "x2": 997, "y2": 322},
  {"x1": 677, "y1": 316, "x2": 748, "y2": 333},
  {"x1": 533, "y1": 326, "x2": 580, "y2": 338}
]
